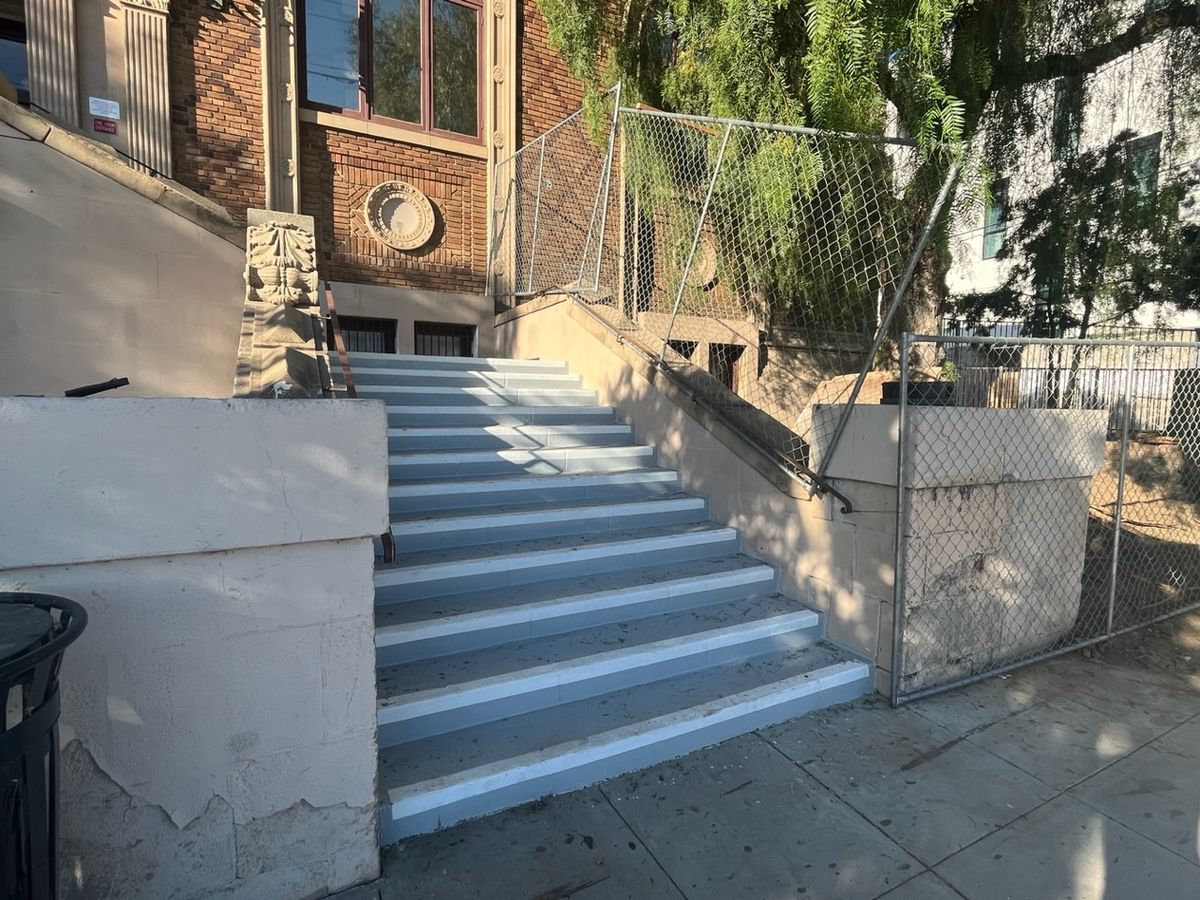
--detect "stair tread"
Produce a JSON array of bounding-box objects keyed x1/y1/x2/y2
[
  {"x1": 390, "y1": 491, "x2": 700, "y2": 527},
  {"x1": 388, "y1": 468, "x2": 677, "y2": 496},
  {"x1": 348, "y1": 352, "x2": 568, "y2": 371},
  {"x1": 389, "y1": 445, "x2": 651, "y2": 464},
  {"x1": 378, "y1": 643, "x2": 863, "y2": 798},
  {"x1": 377, "y1": 594, "x2": 811, "y2": 708},
  {"x1": 388, "y1": 424, "x2": 630, "y2": 436},
  {"x1": 380, "y1": 522, "x2": 734, "y2": 573},
  {"x1": 374, "y1": 553, "x2": 771, "y2": 630}
]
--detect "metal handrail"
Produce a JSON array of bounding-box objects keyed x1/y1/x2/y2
[{"x1": 321, "y1": 280, "x2": 357, "y2": 399}]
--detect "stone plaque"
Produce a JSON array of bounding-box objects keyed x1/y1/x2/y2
[{"x1": 363, "y1": 181, "x2": 436, "y2": 251}]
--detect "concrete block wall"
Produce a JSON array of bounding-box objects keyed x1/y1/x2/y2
[{"x1": 0, "y1": 396, "x2": 389, "y2": 900}]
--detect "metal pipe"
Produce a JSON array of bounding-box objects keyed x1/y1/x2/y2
[
  {"x1": 814, "y1": 162, "x2": 961, "y2": 486},
  {"x1": 620, "y1": 106, "x2": 921, "y2": 147},
  {"x1": 907, "y1": 333, "x2": 1200, "y2": 350},
  {"x1": 589, "y1": 82, "x2": 623, "y2": 291},
  {"x1": 889, "y1": 331, "x2": 912, "y2": 707},
  {"x1": 525, "y1": 135, "x2": 547, "y2": 294},
  {"x1": 657, "y1": 123, "x2": 733, "y2": 367},
  {"x1": 1106, "y1": 343, "x2": 1137, "y2": 634}
]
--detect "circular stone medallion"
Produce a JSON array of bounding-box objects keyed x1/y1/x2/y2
[{"x1": 364, "y1": 181, "x2": 436, "y2": 251}]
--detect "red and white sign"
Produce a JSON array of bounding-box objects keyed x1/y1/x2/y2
[{"x1": 93, "y1": 119, "x2": 117, "y2": 135}]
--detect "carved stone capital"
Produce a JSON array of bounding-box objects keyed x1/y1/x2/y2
[{"x1": 244, "y1": 212, "x2": 318, "y2": 307}]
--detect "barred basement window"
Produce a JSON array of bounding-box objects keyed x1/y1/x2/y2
[
  {"x1": 301, "y1": 0, "x2": 482, "y2": 140},
  {"x1": 331, "y1": 316, "x2": 398, "y2": 354},
  {"x1": 414, "y1": 321, "x2": 475, "y2": 356}
]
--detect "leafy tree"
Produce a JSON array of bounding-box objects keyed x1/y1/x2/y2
[{"x1": 536, "y1": 0, "x2": 1200, "y2": 357}]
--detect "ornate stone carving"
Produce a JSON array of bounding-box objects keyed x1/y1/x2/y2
[
  {"x1": 363, "y1": 181, "x2": 436, "y2": 251},
  {"x1": 121, "y1": 0, "x2": 169, "y2": 12},
  {"x1": 492, "y1": 64, "x2": 505, "y2": 83},
  {"x1": 492, "y1": 0, "x2": 505, "y2": 15},
  {"x1": 493, "y1": 130, "x2": 506, "y2": 148},
  {"x1": 245, "y1": 219, "x2": 319, "y2": 307}
]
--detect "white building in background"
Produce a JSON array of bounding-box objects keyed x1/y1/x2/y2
[{"x1": 946, "y1": 21, "x2": 1200, "y2": 334}]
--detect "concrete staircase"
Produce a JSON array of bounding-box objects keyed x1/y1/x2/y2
[{"x1": 351, "y1": 351, "x2": 873, "y2": 843}]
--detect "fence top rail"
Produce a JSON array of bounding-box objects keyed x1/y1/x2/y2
[
  {"x1": 617, "y1": 106, "x2": 922, "y2": 147},
  {"x1": 911, "y1": 333, "x2": 1200, "y2": 351}
]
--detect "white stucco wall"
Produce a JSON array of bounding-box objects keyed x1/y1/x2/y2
[
  {"x1": 0, "y1": 119, "x2": 245, "y2": 397},
  {"x1": 947, "y1": 22, "x2": 1200, "y2": 330},
  {"x1": 0, "y1": 396, "x2": 389, "y2": 900}
]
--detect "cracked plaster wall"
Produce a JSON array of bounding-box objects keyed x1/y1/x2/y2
[{"x1": 1, "y1": 396, "x2": 389, "y2": 899}]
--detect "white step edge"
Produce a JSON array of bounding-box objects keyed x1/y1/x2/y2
[
  {"x1": 388, "y1": 496, "x2": 704, "y2": 538},
  {"x1": 377, "y1": 609, "x2": 821, "y2": 728},
  {"x1": 374, "y1": 527, "x2": 737, "y2": 589},
  {"x1": 382, "y1": 660, "x2": 870, "y2": 822},
  {"x1": 374, "y1": 564, "x2": 773, "y2": 652},
  {"x1": 348, "y1": 353, "x2": 568, "y2": 370},
  {"x1": 388, "y1": 424, "x2": 632, "y2": 439},
  {"x1": 386, "y1": 405, "x2": 614, "y2": 417},
  {"x1": 362, "y1": 385, "x2": 597, "y2": 400},
  {"x1": 388, "y1": 446, "x2": 654, "y2": 468},
  {"x1": 388, "y1": 469, "x2": 677, "y2": 500},
  {"x1": 356, "y1": 369, "x2": 582, "y2": 385}
]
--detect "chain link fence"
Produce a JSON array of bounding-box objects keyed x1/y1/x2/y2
[
  {"x1": 892, "y1": 333, "x2": 1200, "y2": 703},
  {"x1": 488, "y1": 96, "x2": 957, "y2": 492}
]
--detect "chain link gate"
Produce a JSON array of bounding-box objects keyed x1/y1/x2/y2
[
  {"x1": 487, "y1": 92, "x2": 958, "y2": 498},
  {"x1": 891, "y1": 332, "x2": 1200, "y2": 704}
]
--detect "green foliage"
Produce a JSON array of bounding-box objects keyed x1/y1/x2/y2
[{"x1": 536, "y1": 0, "x2": 1200, "y2": 326}]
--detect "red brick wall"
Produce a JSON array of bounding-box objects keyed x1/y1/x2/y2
[
  {"x1": 299, "y1": 124, "x2": 488, "y2": 293},
  {"x1": 519, "y1": 0, "x2": 585, "y2": 145},
  {"x1": 168, "y1": 4, "x2": 266, "y2": 222}
]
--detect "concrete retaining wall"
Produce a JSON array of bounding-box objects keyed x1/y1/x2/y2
[{"x1": 0, "y1": 396, "x2": 389, "y2": 900}]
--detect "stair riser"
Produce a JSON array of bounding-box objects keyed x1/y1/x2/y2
[
  {"x1": 378, "y1": 627, "x2": 821, "y2": 747},
  {"x1": 374, "y1": 567, "x2": 777, "y2": 667},
  {"x1": 388, "y1": 426, "x2": 636, "y2": 453},
  {"x1": 391, "y1": 501, "x2": 706, "y2": 553},
  {"x1": 379, "y1": 666, "x2": 872, "y2": 843},
  {"x1": 388, "y1": 448, "x2": 655, "y2": 481},
  {"x1": 389, "y1": 476, "x2": 679, "y2": 515},
  {"x1": 388, "y1": 408, "x2": 615, "y2": 427},
  {"x1": 374, "y1": 534, "x2": 739, "y2": 605},
  {"x1": 348, "y1": 355, "x2": 567, "y2": 374},
  {"x1": 362, "y1": 388, "x2": 599, "y2": 408},
  {"x1": 355, "y1": 371, "x2": 584, "y2": 390}
]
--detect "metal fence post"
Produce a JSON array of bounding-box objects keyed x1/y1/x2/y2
[
  {"x1": 1106, "y1": 343, "x2": 1137, "y2": 634},
  {"x1": 525, "y1": 135, "x2": 548, "y2": 294},
  {"x1": 889, "y1": 332, "x2": 912, "y2": 706},
  {"x1": 584, "y1": 83, "x2": 622, "y2": 291},
  {"x1": 812, "y1": 162, "x2": 961, "y2": 487},
  {"x1": 657, "y1": 122, "x2": 733, "y2": 366}
]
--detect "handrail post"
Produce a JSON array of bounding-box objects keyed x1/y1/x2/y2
[
  {"x1": 1106, "y1": 343, "x2": 1137, "y2": 634},
  {"x1": 657, "y1": 122, "x2": 732, "y2": 366}
]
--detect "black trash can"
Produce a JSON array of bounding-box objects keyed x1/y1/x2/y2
[{"x1": 1, "y1": 593, "x2": 88, "y2": 900}]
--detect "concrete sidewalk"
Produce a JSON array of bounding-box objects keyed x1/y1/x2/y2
[{"x1": 337, "y1": 627, "x2": 1200, "y2": 900}]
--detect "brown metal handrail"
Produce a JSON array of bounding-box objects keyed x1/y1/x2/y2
[
  {"x1": 320, "y1": 281, "x2": 394, "y2": 561},
  {"x1": 321, "y1": 280, "x2": 357, "y2": 399}
]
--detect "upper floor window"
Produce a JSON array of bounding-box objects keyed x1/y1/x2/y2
[
  {"x1": 982, "y1": 178, "x2": 1008, "y2": 260},
  {"x1": 0, "y1": 17, "x2": 28, "y2": 105},
  {"x1": 1051, "y1": 76, "x2": 1082, "y2": 162},
  {"x1": 1125, "y1": 132, "x2": 1162, "y2": 199},
  {"x1": 302, "y1": 0, "x2": 481, "y2": 140}
]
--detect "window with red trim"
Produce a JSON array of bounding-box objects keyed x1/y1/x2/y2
[{"x1": 302, "y1": 0, "x2": 482, "y2": 140}]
